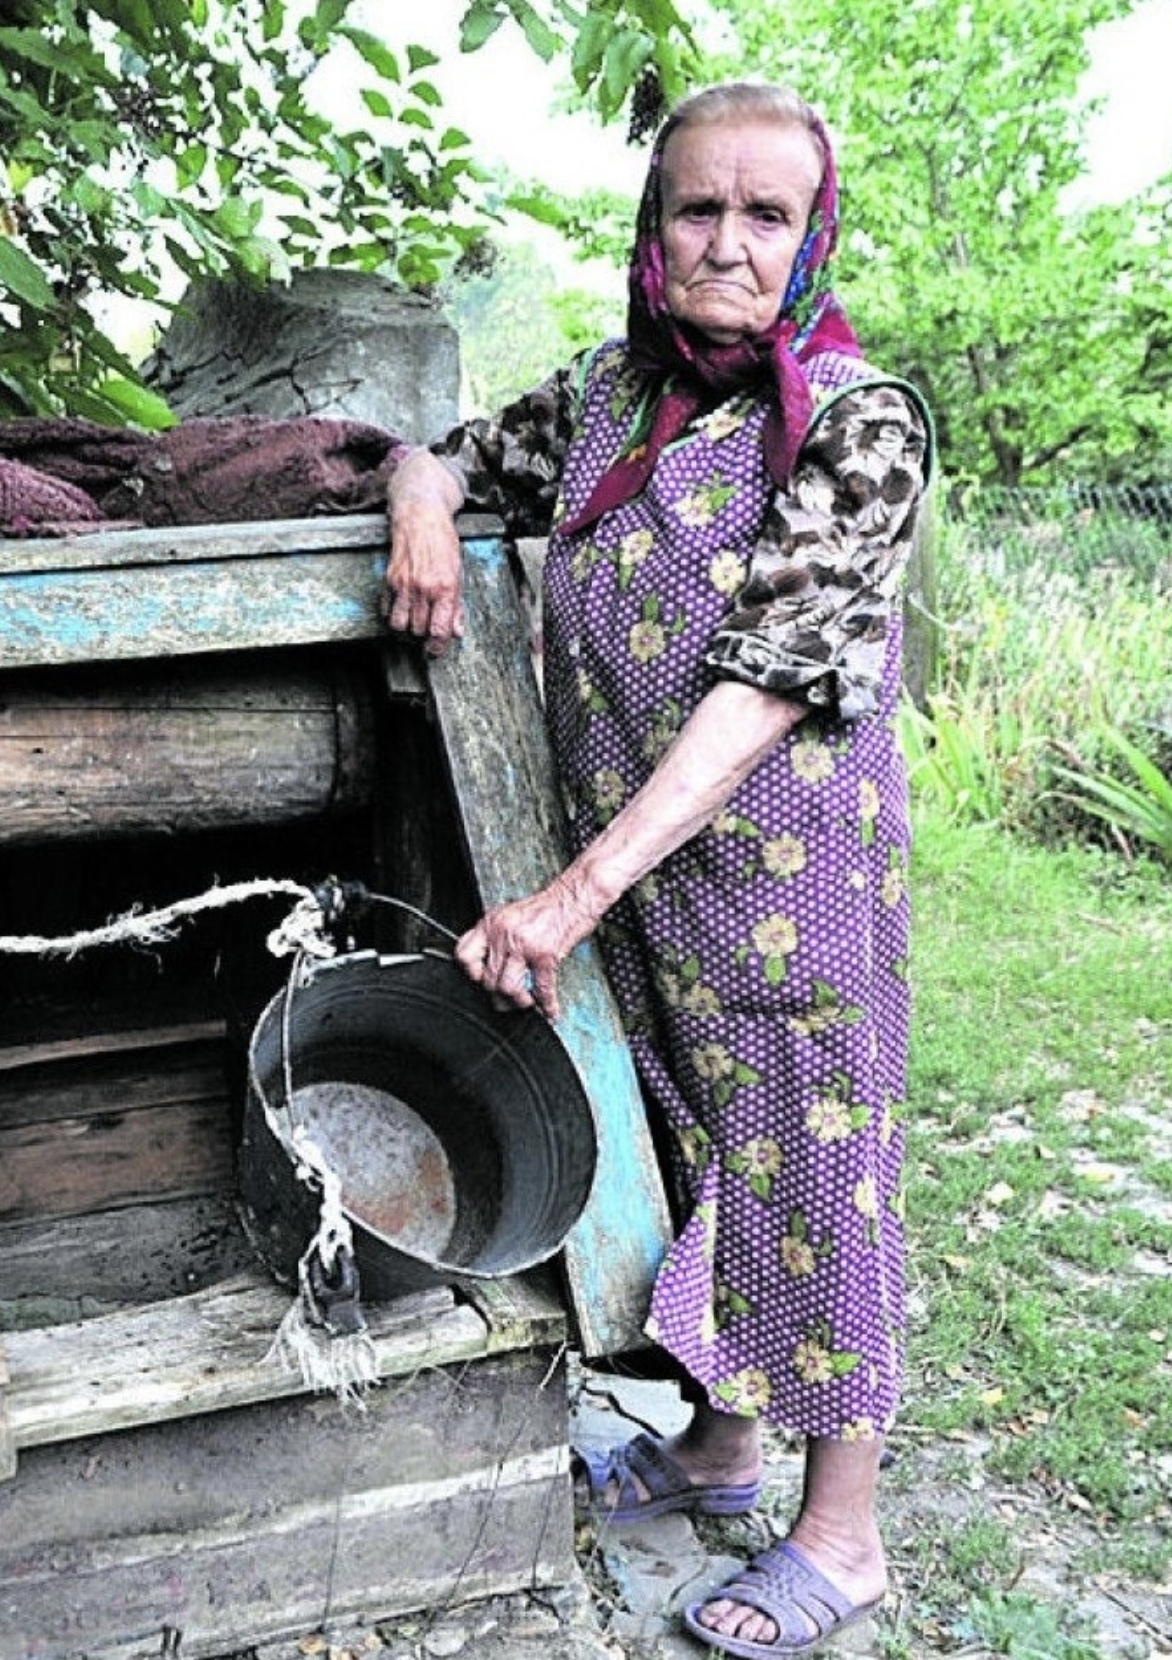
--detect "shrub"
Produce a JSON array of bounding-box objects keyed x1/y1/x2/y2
[{"x1": 909, "y1": 493, "x2": 1172, "y2": 851}]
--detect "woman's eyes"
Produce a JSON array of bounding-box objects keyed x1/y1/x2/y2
[{"x1": 677, "y1": 203, "x2": 789, "y2": 229}]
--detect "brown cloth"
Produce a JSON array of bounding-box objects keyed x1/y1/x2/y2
[{"x1": 0, "y1": 414, "x2": 409, "y2": 536}]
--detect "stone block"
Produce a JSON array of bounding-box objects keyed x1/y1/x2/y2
[{"x1": 147, "y1": 269, "x2": 460, "y2": 441}]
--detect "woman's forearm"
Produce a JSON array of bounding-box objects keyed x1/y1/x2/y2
[
  {"x1": 455, "y1": 679, "x2": 806, "y2": 1017},
  {"x1": 567, "y1": 679, "x2": 806, "y2": 917}
]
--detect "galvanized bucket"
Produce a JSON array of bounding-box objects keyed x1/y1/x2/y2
[{"x1": 239, "y1": 950, "x2": 597, "y2": 1302}]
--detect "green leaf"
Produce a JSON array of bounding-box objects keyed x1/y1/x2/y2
[
  {"x1": 361, "y1": 87, "x2": 395, "y2": 119},
  {"x1": 68, "y1": 175, "x2": 114, "y2": 217},
  {"x1": 439, "y1": 126, "x2": 472, "y2": 152},
  {"x1": 600, "y1": 28, "x2": 652, "y2": 117},
  {"x1": 0, "y1": 78, "x2": 51, "y2": 128},
  {"x1": 339, "y1": 26, "x2": 401, "y2": 82},
  {"x1": 175, "y1": 143, "x2": 207, "y2": 191},
  {"x1": 212, "y1": 196, "x2": 263, "y2": 239},
  {"x1": 411, "y1": 79, "x2": 443, "y2": 107},
  {"x1": 0, "y1": 26, "x2": 113, "y2": 82},
  {"x1": 98, "y1": 377, "x2": 177, "y2": 429},
  {"x1": 0, "y1": 238, "x2": 56, "y2": 310},
  {"x1": 460, "y1": 2, "x2": 506, "y2": 52},
  {"x1": 506, "y1": 189, "x2": 569, "y2": 228},
  {"x1": 278, "y1": 213, "x2": 323, "y2": 239},
  {"x1": 407, "y1": 43, "x2": 441, "y2": 72},
  {"x1": 504, "y1": 0, "x2": 560, "y2": 61},
  {"x1": 570, "y1": 5, "x2": 609, "y2": 88},
  {"x1": 130, "y1": 179, "x2": 169, "y2": 219},
  {"x1": 314, "y1": 0, "x2": 354, "y2": 36}
]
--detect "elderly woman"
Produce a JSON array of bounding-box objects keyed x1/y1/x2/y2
[{"x1": 385, "y1": 82, "x2": 931, "y2": 1659}]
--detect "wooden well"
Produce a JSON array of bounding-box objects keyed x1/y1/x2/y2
[{"x1": 0, "y1": 513, "x2": 670, "y2": 1659}]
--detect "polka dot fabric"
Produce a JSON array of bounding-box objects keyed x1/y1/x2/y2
[{"x1": 543, "y1": 344, "x2": 911, "y2": 1439}]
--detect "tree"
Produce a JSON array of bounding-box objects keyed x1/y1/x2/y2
[
  {"x1": 703, "y1": 0, "x2": 1172, "y2": 486},
  {"x1": 0, "y1": 0, "x2": 697, "y2": 424}
]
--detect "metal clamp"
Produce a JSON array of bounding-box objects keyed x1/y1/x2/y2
[{"x1": 304, "y1": 1241, "x2": 367, "y2": 1337}]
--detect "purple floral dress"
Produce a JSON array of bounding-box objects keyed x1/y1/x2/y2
[{"x1": 434, "y1": 343, "x2": 930, "y2": 1438}]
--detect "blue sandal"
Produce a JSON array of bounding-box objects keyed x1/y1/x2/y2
[
  {"x1": 683, "y1": 1540, "x2": 883, "y2": 1656},
  {"x1": 574, "y1": 1431, "x2": 762, "y2": 1524}
]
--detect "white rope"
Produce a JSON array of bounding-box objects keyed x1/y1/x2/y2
[
  {"x1": 0, "y1": 876, "x2": 319, "y2": 958},
  {"x1": 263, "y1": 1127, "x2": 380, "y2": 1405},
  {"x1": 289, "y1": 1125, "x2": 354, "y2": 1275}
]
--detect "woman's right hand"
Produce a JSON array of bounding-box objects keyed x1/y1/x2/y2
[{"x1": 383, "y1": 449, "x2": 466, "y2": 656}]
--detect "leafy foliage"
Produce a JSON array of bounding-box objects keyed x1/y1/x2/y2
[
  {"x1": 1054, "y1": 724, "x2": 1172, "y2": 861},
  {"x1": 897, "y1": 487, "x2": 1172, "y2": 851},
  {"x1": 0, "y1": 0, "x2": 697, "y2": 422}
]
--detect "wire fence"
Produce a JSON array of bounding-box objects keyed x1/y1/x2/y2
[{"x1": 942, "y1": 482, "x2": 1172, "y2": 586}]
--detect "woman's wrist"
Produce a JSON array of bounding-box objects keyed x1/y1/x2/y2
[{"x1": 389, "y1": 447, "x2": 465, "y2": 517}]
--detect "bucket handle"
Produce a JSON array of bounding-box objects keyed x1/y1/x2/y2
[
  {"x1": 310, "y1": 879, "x2": 461, "y2": 954},
  {"x1": 265, "y1": 884, "x2": 462, "y2": 1128}
]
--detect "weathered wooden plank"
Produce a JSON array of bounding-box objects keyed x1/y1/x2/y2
[
  {"x1": 426, "y1": 535, "x2": 673, "y2": 1361},
  {"x1": 1, "y1": 1271, "x2": 535, "y2": 1456},
  {"x1": 0, "y1": 513, "x2": 389, "y2": 574},
  {"x1": 0, "y1": 658, "x2": 377, "y2": 843},
  {"x1": 0, "y1": 1036, "x2": 225, "y2": 1123},
  {"x1": 0, "y1": 512, "x2": 500, "y2": 668},
  {"x1": 0, "y1": 511, "x2": 503, "y2": 576},
  {"x1": 0, "y1": 1195, "x2": 259, "y2": 1323},
  {"x1": 458, "y1": 1270, "x2": 568, "y2": 1355},
  {"x1": 0, "y1": 1095, "x2": 235, "y2": 1224},
  {"x1": 0, "y1": 1347, "x2": 572, "y2": 1660},
  {"x1": 0, "y1": 547, "x2": 390, "y2": 666},
  {"x1": 0, "y1": 1339, "x2": 13, "y2": 1482},
  {"x1": 0, "y1": 1019, "x2": 224, "y2": 1075}
]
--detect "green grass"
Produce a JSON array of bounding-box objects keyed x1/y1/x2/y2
[{"x1": 903, "y1": 811, "x2": 1172, "y2": 1548}]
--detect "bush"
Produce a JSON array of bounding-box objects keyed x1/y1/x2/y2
[{"x1": 907, "y1": 490, "x2": 1172, "y2": 854}]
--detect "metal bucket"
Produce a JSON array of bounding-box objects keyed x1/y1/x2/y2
[{"x1": 239, "y1": 950, "x2": 598, "y2": 1301}]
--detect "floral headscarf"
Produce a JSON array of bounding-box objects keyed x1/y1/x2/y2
[{"x1": 561, "y1": 96, "x2": 862, "y2": 535}]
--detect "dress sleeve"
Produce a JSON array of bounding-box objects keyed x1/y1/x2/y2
[
  {"x1": 428, "y1": 361, "x2": 580, "y2": 539},
  {"x1": 705, "y1": 383, "x2": 930, "y2": 722}
]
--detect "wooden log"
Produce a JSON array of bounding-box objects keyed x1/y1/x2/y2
[
  {"x1": 425, "y1": 531, "x2": 673, "y2": 1361},
  {"x1": 0, "y1": 655, "x2": 377, "y2": 844},
  {"x1": 0, "y1": 1095, "x2": 235, "y2": 1225},
  {"x1": 0, "y1": 1344, "x2": 571, "y2": 1660},
  {"x1": 0, "y1": 1195, "x2": 259, "y2": 1325}
]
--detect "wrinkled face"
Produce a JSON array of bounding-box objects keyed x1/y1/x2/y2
[{"x1": 659, "y1": 118, "x2": 823, "y2": 345}]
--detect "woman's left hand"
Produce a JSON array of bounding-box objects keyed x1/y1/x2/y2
[{"x1": 455, "y1": 873, "x2": 604, "y2": 1021}]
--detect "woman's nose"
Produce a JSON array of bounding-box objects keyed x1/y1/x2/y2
[{"x1": 706, "y1": 211, "x2": 746, "y2": 264}]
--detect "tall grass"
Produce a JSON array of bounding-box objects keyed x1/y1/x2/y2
[{"x1": 904, "y1": 495, "x2": 1172, "y2": 857}]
